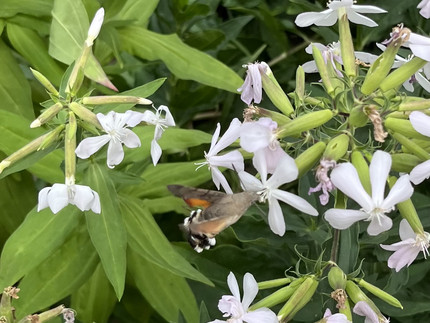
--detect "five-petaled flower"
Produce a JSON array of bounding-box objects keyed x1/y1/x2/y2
[
  {"x1": 75, "y1": 111, "x2": 142, "y2": 168},
  {"x1": 208, "y1": 272, "x2": 278, "y2": 323},
  {"x1": 140, "y1": 105, "x2": 175, "y2": 166},
  {"x1": 38, "y1": 181, "x2": 101, "y2": 214},
  {"x1": 238, "y1": 62, "x2": 268, "y2": 106},
  {"x1": 324, "y1": 151, "x2": 413, "y2": 236},
  {"x1": 195, "y1": 118, "x2": 243, "y2": 194},
  {"x1": 239, "y1": 154, "x2": 318, "y2": 236},
  {"x1": 380, "y1": 219, "x2": 430, "y2": 272},
  {"x1": 409, "y1": 111, "x2": 430, "y2": 184},
  {"x1": 295, "y1": 0, "x2": 386, "y2": 28}
]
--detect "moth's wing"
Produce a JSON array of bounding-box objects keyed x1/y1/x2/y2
[
  {"x1": 202, "y1": 192, "x2": 259, "y2": 221},
  {"x1": 167, "y1": 185, "x2": 226, "y2": 208},
  {"x1": 188, "y1": 213, "x2": 242, "y2": 238}
]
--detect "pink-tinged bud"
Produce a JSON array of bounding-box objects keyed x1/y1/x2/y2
[{"x1": 86, "y1": 8, "x2": 105, "y2": 46}]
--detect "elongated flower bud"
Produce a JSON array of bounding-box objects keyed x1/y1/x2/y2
[
  {"x1": 391, "y1": 132, "x2": 429, "y2": 161},
  {"x1": 30, "y1": 68, "x2": 59, "y2": 97},
  {"x1": 354, "y1": 278, "x2": 403, "y2": 309},
  {"x1": 295, "y1": 65, "x2": 305, "y2": 103},
  {"x1": 251, "y1": 277, "x2": 306, "y2": 310},
  {"x1": 277, "y1": 110, "x2": 334, "y2": 138},
  {"x1": 312, "y1": 45, "x2": 335, "y2": 97},
  {"x1": 37, "y1": 305, "x2": 66, "y2": 322},
  {"x1": 351, "y1": 150, "x2": 371, "y2": 194},
  {"x1": 86, "y1": 8, "x2": 105, "y2": 46},
  {"x1": 338, "y1": 13, "x2": 356, "y2": 78},
  {"x1": 65, "y1": 112, "x2": 77, "y2": 180},
  {"x1": 69, "y1": 101, "x2": 102, "y2": 129},
  {"x1": 295, "y1": 141, "x2": 326, "y2": 177},
  {"x1": 82, "y1": 95, "x2": 152, "y2": 105},
  {"x1": 385, "y1": 118, "x2": 428, "y2": 140},
  {"x1": 30, "y1": 102, "x2": 63, "y2": 128},
  {"x1": 391, "y1": 153, "x2": 421, "y2": 173},
  {"x1": 277, "y1": 276, "x2": 319, "y2": 322},
  {"x1": 345, "y1": 280, "x2": 380, "y2": 314},
  {"x1": 258, "y1": 277, "x2": 292, "y2": 290},
  {"x1": 38, "y1": 124, "x2": 65, "y2": 151},
  {"x1": 380, "y1": 57, "x2": 427, "y2": 93},
  {"x1": 261, "y1": 65, "x2": 294, "y2": 116}
]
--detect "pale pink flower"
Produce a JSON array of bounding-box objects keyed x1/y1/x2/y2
[
  {"x1": 209, "y1": 272, "x2": 278, "y2": 323},
  {"x1": 324, "y1": 151, "x2": 413, "y2": 235},
  {"x1": 319, "y1": 308, "x2": 351, "y2": 323},
  {"x1": 308, "y1": 159, "x2": 337, "y2": 205},
  {"x1": 353, "y1": 301, "x2": 389, "y2": 323},
  {"x1": 380, "y1": 219, "x2": 430, "y2": 272},
  {"x1": 409, "y1": 111, "x2": 430, "y2": 184},
  {"x1": 238, "y1": 62, "x2": 268, "y2": 105}
]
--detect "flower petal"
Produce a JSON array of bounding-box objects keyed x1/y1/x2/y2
[
  {"x1": 369, "y1": 151, "x2": 391, "y2": 205},
  {"x1": 268, "y1": 198, "x2": 286, "y2": 236},
  {"x1": 353, "y1": 301, "x2": 379, "y2": 323},
  {"x1": 209, "y1": 119, "x2": 242, "y2": 156},
  {"x1": 241, "y1": 273, "x2": 258, "y2": 310},
  {"x1": 386, "y1": 244, "x2": 420, "y2": 272},
  {"x1": 324, "y1": 209, "x2": 368, "y2": 230},
  {"x1": 381, "y1": 175, "x2": 413, "y2": 211},
  {"x1": 302, "y1": 60, "x2": 318, "y2": 73},
  {"x1": 159, "y1": 105, "x2": 175, "y2": 126},
  {"x1": 106, "y1": 140, "x2": 125, "y2": 168},
  {"x1": 346, "y1": 10, "x2": 378, "y2": 27},
  {"x1": 410, "y1": 111, "x2": 430, "y2": 137},
  {"x1": 415, "y1": 72, "x2": 430, "y2": 93},
  {"x1": 295, "y1": 10, "x2": 337, "y2": 27},
  {"x1": 75, "y1": 135, "x2": 111, "y2": 159},
  {"x1": 47, "y1": 184, "x2": 70, "y2": 214},
  {"x1": 410, "y1": 159, "x2": 430, "y2": 184},
  {"x1": 73, "y1": 185, "x2": 98, "y2": 212},
  {"x1": 266, "y1": 155, "x2": 298, "y2": 188},
  {"x1": 227, "y1": 272, "x2": 240, "y2": 301},
  {"x1": 150, "y1": 139, "x2": 162, "y2": 166},
  {"x1": 255, "y1": 144, "x2": 288, "y2": 174},
  {"x1": 367, "y1": 214, "x2": 392, "y2": 236},
  {"x1": 122, "y1": 128, "x2": 141, "y2": 148},
  {"x1": 140, "y1": 110, "x2": 157, "y2": 124},
  {"x1": 399, "y1": 218, "x2": 416, "y2": 241},
  {"x1": 242, "y1": 308, "x2": 278, "y2": 323},
  {"x1": 272, "y1": 189, "x2": 318, "y2": 216},
  {"x1": 209, "y1": 150, "x2": 244, "y2": 171},
  {"x1": 238, "y1": 171, "x2": 264, "y2": 192},
  {"x1": 351, "y1": 4, "x2": 387, "y2": 14},
  {"x1": 330, "y1": 163, "x2": 373, "y2": 211},
  {"x1": 37, "y1": 187, "x2": 51, "y2": 211},
  {"x1": 211, "y1": 166, "x2": 233, "y2": 194},
  {"x1": 124, "y1": 110, "x2": 144, "y2": 127},
  {"x1": 240, "y1": 122, "x2": 273, "y2": 153}
]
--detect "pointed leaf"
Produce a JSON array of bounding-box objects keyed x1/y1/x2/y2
[
  {"x1": 0, "y1": 0, "x2": 53, "y2": 18},
  {"x1": 85, "y1": 163, "x2": 127, "y2": 299}
]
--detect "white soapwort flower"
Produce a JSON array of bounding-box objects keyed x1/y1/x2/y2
[
  {"x1": 295, "y1": 0, "x2": 386, "y2": 28},
  {"x1": 75, "y1": 111, "x2": 142, "y2": 168},
  {"x1": 381, "y1": 219, "x2": 430, "y2": 272},
  {"x1": 86, "y1": 8, "x2": 105, "y2": 46},
  {"x1": 140, "y1": 105, "x2": 175, "y2": 166},
  {"x1": 195, "y1": 118, "x2": 243, "y2": 194},
  {"x1": 409, "y1": 111, "x2": 430, "y2": 184},
  {"x1": 324, "y1": 151, "x2": 414, "y2": 236},
  {"x1": 38, "y1": 179, "x2": 101, "y2": 214},
  {"x1": 208, "y1": 272, "x2": 278, "y2": 323},
  {"x1": 418, "y1": 0, "x2": 430, "y2": 19},
  {"x1": 353, "y1": 301, "x2": 389, "y2": 323},
  {"x1": 238, "y1": 62, "x2": 268, "y2": 105},
  {"x1": 239, "y1": 155, "x2": 318, "y2": 236},
  {"x1": 318, "y1": 308, "x2": 351, "y2": 323}
]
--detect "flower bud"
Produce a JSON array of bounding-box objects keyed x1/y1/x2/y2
[
  {"x1": 361, "y1": 37, "x2": 402, "y2": 95},
  {"x1": 328, "y1": 266, "x2": 347, "y2": 290},
  {"x1": 254, "y1": 107, "x2": 291, "y2": 126},
  {"x1": 86, "y1": 8, "x2": 105, "y2": 46},
  {"x1": 37, "y1": 305, "x2": 66, "y2": 322},
  {"x1": 388, "y1": 176, "x2": 425, "y2": 235},
  {"x1": 399, "y1": 98, "x2": 430, "y2": 111},
  {"x1": 295, "y1": 65, "x2": 305, "y2": 103},
  {"x1": 65, "y1": 112, "x2": 77, "y2": 179},
  {"x1": 295, "y1": 141, "x2": 326, "y2": 177},
  {"x1": 251, "y1": 277, "x2": 306, "y2": 310},
  {"x1": 277, "y1": 110, "x2": 334, "y2": 138},
  {"x1": 30, "y1": 68, "x2": 59, "y2": 97},
  {"x1": 390, "y1": 132, "x2": 429, "y2": 161},
  {"x1": 30, "y1": 102, "x2": 64, "y2": 128},
  {"x1": 258, "y1": 277, "x2": 292, "y2": 290},
  {"x1": 349, "y1": 106, "x2": 368, "y2": 127},
  {"x1": 345, "y1": 280, "x2": 380, "y2": 314},
  {"x1": 261, "y1": 65, "x2": 294, "y2": 116},
  {"x1": 323, "y1": 134, "x2": 349, "y2": 161},
  {"x1": 312, "y1": 45, "x2": 335, "y2": 97},
  {"x1": 82, "y1": 95, "x2": 152, "y2": 105},
  {"x1": 380, "y1": 57, "x2": 427, "y2": 93},
  {"x1": 277, "y1": 276, "x2": 319, "y2": 322},
  {"x1": 354, "y1": 278, "x2": 403, "y2": 309},
  {"x1": 69, "y1": 102, "x2": 102, "y2": 129},
  {"x1": 38, "y1": 124, "x2": 65, "y2": 151},
  {"x1": 391, "y1": 153, "x2": 421, "y2": 173},
  {"x1": 351, "y1": 150, "x2": 371, "y2": 194},
  {"x1": 338, "y1": 14, "x2": 356, "y2": 78},
  {"x1": 385, "y1": 118, "x2": 428, "y2": 140}
]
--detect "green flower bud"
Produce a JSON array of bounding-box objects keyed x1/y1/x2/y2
[
  {"x1": 69, "y1": 101, "x2": 102, "y2": 129},
  {"x1": 295, "y1": 141, "x2": 326, "y2": 177},
  {"x1": 390, "y1": 132, "x2": 430, "y2": 161},
  {"x1": 361, "y1": 37, "x2": 402, "y2": 95},
  {"x1": 303, "y1": 96, "x2": 327, "y2": 108},
  {"x1": 399, "y1": 98, "x2": 430, "y2": 111},
  {"x1": 388, "y1": 176, "x2": 425, "y2": 235},
  {"x1": 349, "y1": 106, "x2": 368, "y2": 127},
  {"x1": 66, "y1": 44, "x2": 92, "y2": 96},
  {"x1": 0, "y1": 287, "x2": 19, "y2": 322},
  {"x1": 30, "y1": 68, "x2": 59, "y2": 97},
  {"x1": 345, "y1": 280, "x2": 380, "y2": 314},
  {"x1": 338, "y1": 14, "x2": 356, "y2": 78},
  {"x1": 295, "y1": 65, "x2": 305, "y2": 103},
  {"x1": 277, "y1": 276, "x2": 319, "y2": 322},
  {"x1": 277, "y1": 110, "x2": 334, "y2": 138},
  {"x1": 323, "y1": 134, "x2": 349, "y2": 161},
  {"x1": 251, "y1": 277, "x2": 305, "y2": 310},
  {"x1": 312, "y1": 45, "x2": 335, "y2": 97},
  {"x1": 385, "y1": 118, "x2": 428, "y2": 140},
  {"x1": 65, "y1": 112, "x2": 77, "y2": 179},
  {"x1": 256, "y1": 107, "x2": 291, "y2": 126},
  {"x1": 37, "y1": 305, "x2": 66, "y2": 322},
  {"x1": 82, "y1": 95, "x2": 152, "y2": 105},
  {"x1": 30, "y1": 102, "x2": 64, "y2": 128},
  {"x1": 380, "y1": 57, "x2": 427, "y2": 93},
  {"x1": 38, "y1": 124, "x2": 65, "y2": 151},
  {"x1": 328, "y1": 266, "x2": 347, "y2": 290},
  {"x1": 351, "y1": 150, "x2": 371, "y2": 194},
  {"x1": 391, "y1": 153, "x2": 421, "y2": 173},
  {"x1": 261, "y1": 66, "x2": 294, "y2": 116},
  {"x1": 354, "y1": 278, "x2": 403, "y2": 309},
  {"x1": 258, "y1": 277, "x2": 293, "y2": 290}
]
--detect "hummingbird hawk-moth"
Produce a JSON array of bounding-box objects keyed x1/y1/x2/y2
[{"x1": 167, "y1": 185, "x2": 259, "y2": 252}]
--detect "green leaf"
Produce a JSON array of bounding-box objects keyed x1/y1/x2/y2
[
  {"x1": 338, "y1": 224, "x2": 359, "y2": 273},
  {"x1": 0, "y1": 40, "x2": 33, "y2": 119},
  {"x1": 128, "y1": 248, "x2": 200, "y2": 323},
  {"x1": 0, "y1": 110, "x2": 64, "y2": 183},
  {"x1": 119, "y1": 26, "x2": 243, "y2": 93},
  {"x1": 114, "y1": 0, "x2": 159, "y2": 26},
  {"x1": 71, "y1": 263, "x2": 117, "y2": 323},
  {"x1": 0, "y1": 206, "x2": 81, "y2": 289},
  {"x1": 14, "y1": 225, "x2": 98, "y2": 319},
  {"x1": 85, "y1": 163, "x2": 127, "y2": 300},
  {"x1": 121, "y1": 196, "x2": 212, "y2": 285},
  {"x1": 0, "y1": 171, "x2": 36, "y2": 246},
  {"x1": 7, "y1": 23, "x2": 64, "y2": 85},
  {"x1": 0, "y1": 0, "x2": 53, "y2": 18}
]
